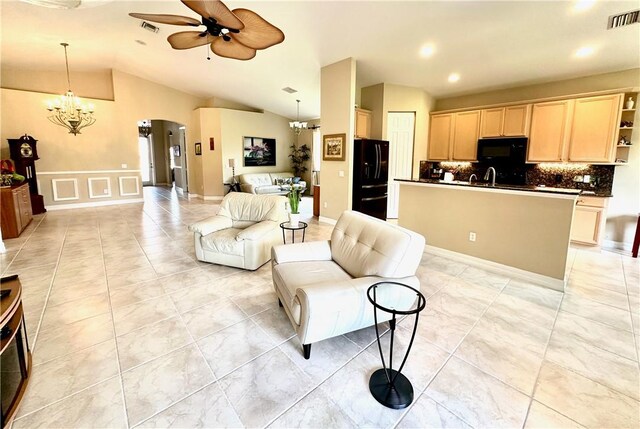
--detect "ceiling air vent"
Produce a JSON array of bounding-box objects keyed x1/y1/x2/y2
[
  {"x1": 141, "y1": 21, "x2": 159, "y2": 33},
  {"x1": 282, "y1": 87, "x2": 298, "y2": 94},
  {"x1": 607, "y1": 9, "x2": 639, "y2": 29}
]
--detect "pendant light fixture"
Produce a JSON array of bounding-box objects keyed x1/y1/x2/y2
[
  {"x1": 289, "y1": 99, "x2": 308, "y2": 136},
  {"x1": 46, "y1": 43, "x2": 96, "y2": 135}
]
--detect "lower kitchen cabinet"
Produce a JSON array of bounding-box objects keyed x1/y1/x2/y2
[
  {"x1": 571, "y1": 196, "x2": 608, "y2": 245},
  {"x1": 1, "y1": 183, "x2": 33, "y2": 239}
]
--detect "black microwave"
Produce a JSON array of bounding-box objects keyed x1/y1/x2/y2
[{"x1": 477, "y1": 137, "x2": 527, "y2": 164}]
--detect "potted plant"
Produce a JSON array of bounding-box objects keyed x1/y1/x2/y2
[
  {"x1": 289, "y1": 143, "x2": 311, "y2": 182},
  {"x1": 287, "y1": 184, "x2": 303, "y2": 227}
]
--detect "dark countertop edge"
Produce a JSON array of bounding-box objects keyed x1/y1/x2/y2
[{"x1": 395, "y1": 179, "x2": 613, "y2": 198}]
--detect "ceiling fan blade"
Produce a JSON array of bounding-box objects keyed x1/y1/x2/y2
[
  {"x1": 129, "y1": 13, "x2": 201, "y2": 26},
  {"x1": 181, "y1": 0, "x2": 244, "y2": 30},
  {"x1": 211, "y1": 38, "x2": 256, "y2": 61},
  {"x1": 230, "y1": 8, "x2": 285, "y2": 50},
  {"x1": 168, "y1": 31, "x2": 216, "y2": 50}
]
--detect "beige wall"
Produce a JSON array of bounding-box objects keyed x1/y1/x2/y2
[
  {"x1": 1, "y1": 67, "x2": 115, "y2": 100},
  {"x1": 399, "y1": 183, "x2": 576, "y2": 284},
  {"x1": 192, "y1": 107, "x2": 295, "y2": 198},
  {"x1": 361, "y1": 83, "x2": 384, "y2": 139},
  {"x1": 189, "y1": 109, "x2": 204, "y2": 195},
  {"x1": 433, "y1": 69, "x2": 640, "y2": 250},
  {"x1": 320, "y1": 58, "x2": 356, "y2": 221},
  {"x1": 295, "y1": 118, "x2": 320, "y2": 190},
  {"x1": 1, "y1": 68, "x2": 205, "y2": 207},
  {"x1": 435, "y1": 68, "x2": 640, "y2": 111}
]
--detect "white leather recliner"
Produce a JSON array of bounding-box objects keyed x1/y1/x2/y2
[
  {"x1": 189, "y1": 193, "x2": 287, "y2": 270},
  {"x1": 271, "y1": 210, "x2": 425, "y2": 359}
]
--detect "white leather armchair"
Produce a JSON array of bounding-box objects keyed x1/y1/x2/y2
[
  {"x1": 189, "y1": 193, "x2": 287, "y2": 270},
  {"x1": 271, "y1": 210, "x2": 425, "y2": 358}
]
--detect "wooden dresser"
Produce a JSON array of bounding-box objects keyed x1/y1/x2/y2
[{"x1": 1, "y1": 183, "x2": 33, "y2": 239}]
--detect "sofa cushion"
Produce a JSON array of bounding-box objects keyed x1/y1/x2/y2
[
  {"x1": 331, "y1": 211, "x2": 425, "y2": 279},
  {"x1": 200, "y1": 228, "x2": 244, "y2": 256},
  {"x1": 218, "y1": 193, "x2": 286, "y2": 223},
  {"x1": 270, "y1": 172, "x2": 294, "y2": 184},
  {"x1": 254, "y1": 185, "x2": 283, "y2": 194},
  {"x1": 238, "y1": 173, "x2": 272, "y2": 187},
  {"x1": 273, "y1": 260, "x2": 352, "y2": 324}
]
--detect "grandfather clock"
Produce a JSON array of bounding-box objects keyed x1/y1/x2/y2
[{"x1": 8, "y1": 135, "x2": 46, "y2": 214}]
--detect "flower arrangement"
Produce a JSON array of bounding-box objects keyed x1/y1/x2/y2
[{"x1": 287, "y1": 184, "x2": 304, "y2": 214}]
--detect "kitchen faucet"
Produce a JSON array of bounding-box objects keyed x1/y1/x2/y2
[
  {"x1": 484, "y1": 167, "x2": 496, "y2": 187},
  {"x1": 469, "y1": 174, "x2": 477, "y2": 184}
]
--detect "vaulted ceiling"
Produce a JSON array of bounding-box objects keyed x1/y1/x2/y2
[{"x1": 1, "y1": 0, "x2": 638, "y2": 120}]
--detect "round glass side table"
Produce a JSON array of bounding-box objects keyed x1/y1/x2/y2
[
  {"x1": 279, "y1": 221, "x2": 308, "y2": 244},
  {"x1": 366, "y1": 282, "x2": 426, "y2": 409}
]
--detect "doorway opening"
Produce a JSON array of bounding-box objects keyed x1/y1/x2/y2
[
  {"x1": 137, "y1": 119, "x2": 188, "y2": 194},
  {"x1": 386, "y1": 112, "x2": 415, "y2": 219}
]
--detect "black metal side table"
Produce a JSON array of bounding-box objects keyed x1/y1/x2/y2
[
  {"x1": 366, "y1": 282, "x2": 426, "y2": 409},
  {"x1": 280, "y1": 221, "x2": 308, "y2": 244}
]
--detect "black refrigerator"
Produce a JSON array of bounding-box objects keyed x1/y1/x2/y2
[{"x1": 352, "y1": 139, "x2": 389, "y2": 220}]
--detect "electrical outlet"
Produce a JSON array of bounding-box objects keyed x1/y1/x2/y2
[
  {"x1": 323, "y1": 202, "x2": 327, "y2": 208},
  {"x1": 469, "y1": 232, "x2": 476, "y2": 242},
  {"x1": 121, "y1": 164, "x2": 128, "y2": 169},
  {"x1": 583, "y1": 175, "x2": 591, "y2": 183},
  {"x1": 339, "y1": 170, "x2": 345, "y2": 177}
]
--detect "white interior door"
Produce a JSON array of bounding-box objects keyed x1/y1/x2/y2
[
  {"x1": 387, "y1": 112, "x2": 415, "y2": 219},
  {"x1": 139, "y1": 136, "x2": 154, "y2": 186}
]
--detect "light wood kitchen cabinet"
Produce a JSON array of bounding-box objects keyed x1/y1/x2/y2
[
  {"x1": 571, "y1": 196, "x2": 608, "y2": 245},
  {"x1": 480, "y1": 104, "x2": 531, "y2": 137},
  {"x1": 355, "y1": 108, "x2": 371, "y2": 139},
  {"x1": 451, "y1": 110, "x2": 481, "y2": 160},
  {"x1": 527, "y1": 100, "x2": 574, "y2": 162},
  {"x1": 568, "y1": 94, "x2": 622, "y2": 163},
  {"x1": 428, "y1": 113, "x2": 454, "y2": 161}
]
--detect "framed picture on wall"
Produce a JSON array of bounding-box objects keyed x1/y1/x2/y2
[
  {"x1": 195, "y1": 142, "x2": 202, "y2": 156},
  {"x1": 173, "y1": 145, "x2": 181, "y2": 157},
  {"x1": 243, "y1": 136, "x2": 276, "y2": 166},
  {"x1": 323, "y1": 133, "x2": 346, "y2": 161}
]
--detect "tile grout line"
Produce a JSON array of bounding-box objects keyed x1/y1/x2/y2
[
  {"x1": 97, "y1": 210, "x2": 133, "y2": 429},
  {"x1": 620, "y1": 256, "x2": 640, "y2": 368}
]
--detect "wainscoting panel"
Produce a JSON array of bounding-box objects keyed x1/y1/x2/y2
[
  {"x1": 88, "y1": 177, "x2": 112, "y2": 199},
  {"x1": 51, "y1": 178, "x2": 79, "y2": 201},
  {"x1": 37, "y1": 170, "x2": 142, "y2": 208},
  {"x1": 118, "y1": 176, "x2": 140, "y2": 196}
]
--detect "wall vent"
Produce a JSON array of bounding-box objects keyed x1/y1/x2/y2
[
  {"x1": 282, "y1": 87, "x2": 298, "y2": 94},
  {"x1": 607, "y1": 9, "x2": 639, "y2": 29},
  {"x1": 141, "y1": 21, "x2": 159, "y2": 33}
]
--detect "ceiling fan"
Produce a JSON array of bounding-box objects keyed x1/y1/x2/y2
[{"x1": 129, "y1": 0, "x2": 284, "y2": 61}]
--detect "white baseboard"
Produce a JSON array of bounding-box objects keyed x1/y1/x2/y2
[
  {"x1": 424, "y1": 245, "x2": 566, "y2": 292},
  {"x1": 46, "y1": 198, "x2": 144, "y2": 211},
  {"x1": 203, "y1": 195, "x2": 224, "y2": 202},
  {"x1": 319, "y1": 216, "x2": 337, "y2": 225},
  {"x1": 187, "y1": 193, "x2": 201, "y2": 199}
]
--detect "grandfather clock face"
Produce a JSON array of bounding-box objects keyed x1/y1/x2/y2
[{"x1": 20, "y1": 143, "x2": 34, "y2": 159}]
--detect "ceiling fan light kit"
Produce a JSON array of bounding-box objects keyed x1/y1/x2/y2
[
  {"x1": 46, "y1": 43, "x2": 96, "y2": 136},
  {"x1": 129, "y1": 0, "x2": 284, "y2": 61}
]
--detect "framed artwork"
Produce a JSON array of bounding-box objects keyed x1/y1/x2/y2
[
  {"x1": 243, "y1": 136, "x2": 276, "y2": 166},
  {"x1": 323, "y1": 133, "x2": 346, "y2": 161},
  {"x1": 173, "y1": 145, "x2": 181, "y2": 157},
  {"x1": 195, "y1": 142, "x2": 202, "y2": 156}
]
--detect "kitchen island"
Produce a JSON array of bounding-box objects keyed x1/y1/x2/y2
[{"x1": 398, "y1": 179, "x2": 580, "y2": 291}]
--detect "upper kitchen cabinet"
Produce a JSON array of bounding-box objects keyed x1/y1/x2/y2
[
  {"x1": 355, "y1": 108, "x2": 372, "y2": 139},
  {"x1": 479, "y1": 104, "x2": 531, "y2": 137},
  {"x1": 527, "y1": 100, "x2": 574, "y2": 162},
  {"x1": 451, "y1": 110, "x2": 481, "y2": 161},
  {"x1": 568, "y1": 94, "x2": 622, "y2": 163},
  {"x1": 428, "y1": 113, "x2": 454, "y2": 161}
]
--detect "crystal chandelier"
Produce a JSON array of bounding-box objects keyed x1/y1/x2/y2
[
  {"x1": 46, "y1": 43, "x2": 96, "y2": 135},
  {"x1": 289, "y1": 99, "x2": 307, "y2": 136}
]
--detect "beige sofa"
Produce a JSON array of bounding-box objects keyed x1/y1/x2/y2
[
  {"x1": 237, "y1": 172, "x2": 306, "y2": 195},
  {"x1": 271, "y1": 210, "x2": 425, "y2": 358},
  {"x1": 189, "y1": 193, "x2": 287, "y2": 270}
]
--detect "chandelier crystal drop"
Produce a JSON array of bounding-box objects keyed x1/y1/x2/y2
[
  {"x1": 46, "y1": 43, "x2": 96, "y2": 135},
  {"x1": 289, "y1": 99, "x2": 307, "y2": 136}
]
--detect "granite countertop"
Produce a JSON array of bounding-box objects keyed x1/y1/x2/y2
[{"x1": 396, "y1": 179, "x2": 613, "y2": 197}]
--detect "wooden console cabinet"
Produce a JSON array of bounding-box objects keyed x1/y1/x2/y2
[{"x1": 1, "y1": 183, "x2": 33, "y2": 239}]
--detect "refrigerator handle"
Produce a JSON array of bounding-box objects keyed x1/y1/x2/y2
[{"x1": 375, "y1": 144, "x2": 380, "y2": 179}]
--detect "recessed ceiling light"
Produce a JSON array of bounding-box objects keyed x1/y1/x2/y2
[
  {"x1": 448, "y1": 73, "x2": 460, "y2": 83},
  {"x1": 135, "y1": 39, "x2": 147, "y2": 46},
  {"x1": 574, "y1": 0, "x2": 596, "y2": 12},
  {"x1": 574, "y1": 46, "x2": 595, "y2": 58},
  {"x1": 420, "y1": 45, "x2": 435, "y2": 58}
]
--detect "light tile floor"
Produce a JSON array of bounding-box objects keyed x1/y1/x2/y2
[{"x1": 2, "y1": 187, "x2": 639, "y2": 428}]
